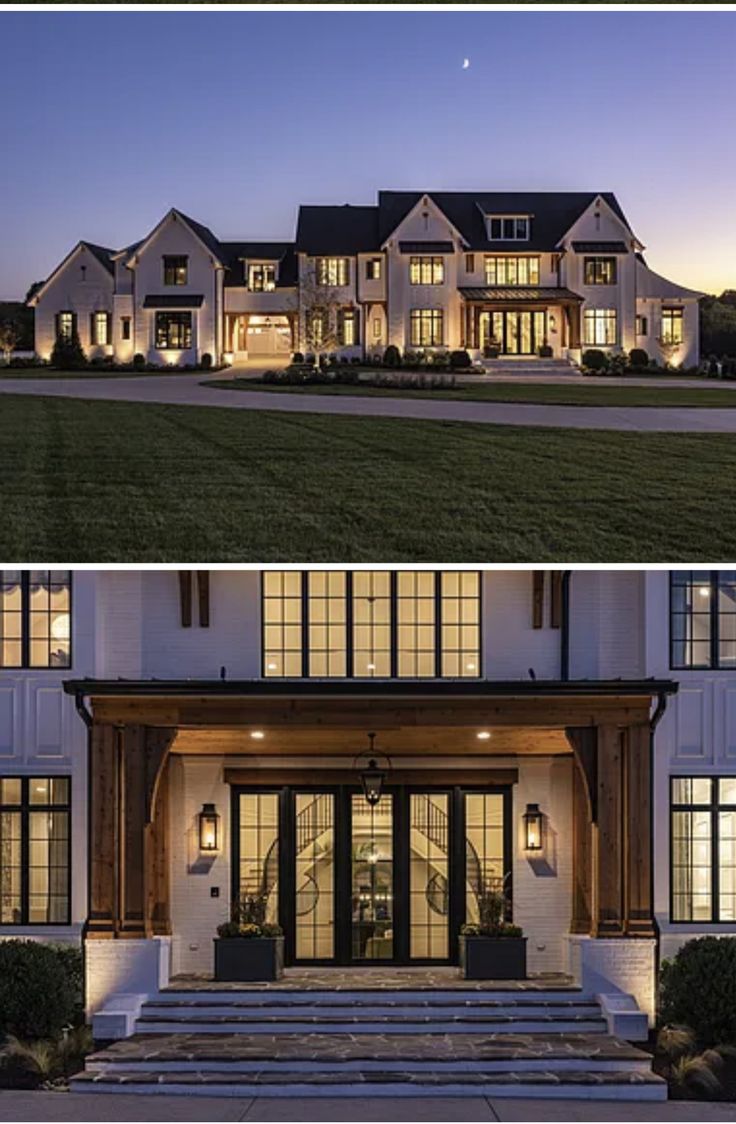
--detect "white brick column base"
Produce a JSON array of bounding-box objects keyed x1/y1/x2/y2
[
  {"x1": 568, "y1": 935, "x2": 657, "y2": 1027},
  {"x1": 85, "y1": 936, "x2": 171, "y2": 1024}
]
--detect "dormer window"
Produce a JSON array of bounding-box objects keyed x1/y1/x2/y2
[
  {"x1": 247, "y1": 263, "x2": 276, "y2": 292},
  {"x1": 163, "y1": 255, "x2": 188, "y2": 286},
  {"x1": 487, "y1": 216, "x2": 530, "y2": 242}
]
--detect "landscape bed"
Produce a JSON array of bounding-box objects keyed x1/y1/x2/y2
[{"x1": 1, "y1": 394, "x2": 736, "y2": 561}]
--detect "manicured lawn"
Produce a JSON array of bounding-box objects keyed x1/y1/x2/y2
[
  {"x1": 1, "y1": 394, "x2": 735, "y2": 562},
  {"x1": 205, "y1": 378, "x2": 736, "y2": 409}
]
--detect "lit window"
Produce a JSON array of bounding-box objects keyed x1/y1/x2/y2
[
  {"x1": 308, "y1": 572, "x2": 347, "y2": 677},
  {"x1": 155, "y1": 312, "x2": 192, "y2": 350},
  {"x1": 583, "y1": 309, "x2": 617, "y2": 346},
  {"x1": 57, "y1": 312, "x2": 74, "y2": 342},
  {"x1": 339, "y1": 309, "x2": 357, "y2": 347},
  {"x1": 92, "y1": 311, "x2": 110, "y2": 346},
  {"x1": 662, "y1": 308, "x2": 684, "y2": 345},
  {"x1": 247, "y1": 264, "x2": 276, "y2": 292},
  {"x1": 584, "y1": 258, "x2": 617, "y2": 286},
  {"x1": 671, "y1": 777, "x2": 736, "y2": 922},
  {"x1": 636, "y1": 315, "x2": 648, "y2": 336},
  {"x1": 163, "y1": 256, "x2": 188, "y2": 286},
  {"x1": 440, "y1": 571, "x2": 481, "y2": 677},
  {"x1": 316, "y1": 258, "x2": 349, "y2": 287},
  {"x1": 488, "y1": 216, "x2": 530, "y2": 241},
  {"x1": 0, "y1": 776, "x2": 71, "y2": 924},
  {"x1": 484, "y1": 257, "x2": 540, "y2": 286},
  {"x1": 366, "y1": 259, "x2": 382, "y2": 281},
  {"x1": 373, "y1": 317, "x2": 382, "y2": 341},
  {"x1": 670, "y1": 571, "x2": 736, "y2": 669},
  {"x1": 410, "y1": 309, "x2": 443, "y2": 347},
  {"x1": 262, "y1": 571, "x2": 303, "y2": 677},
  {"x1": 0, "y1": 571, "x2": 71, "y2": 669},
  {"x1": 409, "y1": 257, "x2": 444, "y2": 286}
]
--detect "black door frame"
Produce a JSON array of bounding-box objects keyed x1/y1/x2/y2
[
  {"x1": 482, "y1": 309, "x2": 547, "y2": 356},
  {"x1": 231, "y1": 784, "x2": 512, "y2": 968}
]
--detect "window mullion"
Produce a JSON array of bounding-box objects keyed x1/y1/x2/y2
[
  {"x1": 346, "y1": 573, "x2": 354, "y2": 679},
  {"x1": 390, "y1": 572, "x2": 398, "y2": 679},
  {"x1": 435, "y1": 574, "x2": 443, "y2": 679},
  {"x1": 713, "y1": 800, "x2": 720, "y2": 923},
  {"x1": 302, "y1": 573, "x2": 310, "y2": 678},
  {"x1": 21, "y1": 572, "x2": 30, "y2": 669},
  {"x1": 712, "y1": 571, "x2": 720, "y2": 670},
  {"x1": 20, "y1": 776, "x2": 29, "y2": 925}
]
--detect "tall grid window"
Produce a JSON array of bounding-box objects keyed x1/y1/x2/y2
[
  {"x1": 57, "y1": 312, "x2": 73, "y2": 342},
  {"x1": 583, "y1": 308, "x2": 617, "y2": 346},
  {"x1": 671, "y1": 777, "x2": 736, "y2": 922},
  {"x1": 0, "y1": 571, "x2": 71, "y2": 669},
  {"x1": 670, "y1": 571, "x2": 736, "y2": 669},
  {"x1": 0, "y1": 777, "x2": 71, "y2": 925},
  {"x1": 155, "y1": 312, "x2": 192, "y2": 350},
  {"x1": 315, "y1": 258, "x2": 349, "y2": 287},
  {"x1": 409, "y1": 257, "x2": 444, "y2": 286},
  {"x1": 484, "y1": 257, "x2": 540, "y2": 286},
  {"x1": 92, "y1": 311, "x2": 110, "y2": 346},
  {"x1": 662, "y1": 308, "x2": 684, "y2": 345},
  {"x1": 262, "y1": 572, "x2": 481, "y2": 678},
  {"x1": 163, "y1": 256, "x2": 188, "y2": 286},
  {"x1": 410, "y1": 309, "x2": 444, "y2": 347},
  {"x1": 584, "y1": 258, "x2": 617, "y2": 285},
  {"x1": 237, "y1": 793, "x2": 279, "y2": 925}
]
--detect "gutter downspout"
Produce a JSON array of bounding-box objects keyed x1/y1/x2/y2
[
  {"x1": 72, "y1": 689, "x2": 93, "y2": 1016},
  {"x1": 560, "y1": 570, "x2": 572, "y2": 680},
  {"x1": 649, "y1": 688, "x2": 670, "y2": 991}
]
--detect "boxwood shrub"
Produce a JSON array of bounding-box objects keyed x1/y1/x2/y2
[
  {"x1": 0, "y1": 940, "x2": 83, "y2": 1039},
  {"x1": 660, "y1": 937, "x2": 736, "y2": 1047},
  {"x1": 582, "y1": 348, "x2": 607, "y2": 372}
]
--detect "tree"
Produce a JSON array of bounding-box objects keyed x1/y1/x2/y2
[
  {"x1": 50, "y1": 323, "x2": 86, "y2": 370},
  {"x1": 292, "y1": 271, "x2": 344, "y2": 364},
  {"x1": 0, "y1": 320, "x2": 21, "y2": 366},
  {"x1": 701, "y1": 294, "x2": 736, "y2": 357}
]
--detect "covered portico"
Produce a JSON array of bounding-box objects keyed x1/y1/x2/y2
[{"x1": 459, "y1": 287, "x2": 583, "y2": 357}]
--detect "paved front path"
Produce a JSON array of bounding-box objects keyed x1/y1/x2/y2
[
  {"x1": 3, "y1": 374, "x2": 736, "y2": 432},
  {"x1": 1, "y1": 1091, "x2": 736, "y2": 1122}
]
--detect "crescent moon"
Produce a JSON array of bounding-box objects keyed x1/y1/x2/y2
[{"x1": 462, "y1": 58, "x2": 470, "y2": 69}]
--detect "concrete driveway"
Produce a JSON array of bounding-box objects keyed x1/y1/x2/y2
[
  {"x1": 1, "y1": 1091, "x2": 736, "y2": 1123},
  {"x1": 3, "y1": 374, "x2": 736, "y2": 433}
]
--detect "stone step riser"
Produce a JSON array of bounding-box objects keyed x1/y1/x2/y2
[
  {"x1": 134, "y1": 1019, "x2": 608, "y2": 1035},
  {"x1": 85, "y1": 1057, "x2": 654, "y2": 1075},
  {"x1": 159, "y1": 990, "x2": 591, "y2": 1005},
  {"x1": 142, "y1": 1003, "x2": 602, "y2": 1019},
  {"x1": 69, "y1": 1077, "x2": 667, "y2": 1101}
]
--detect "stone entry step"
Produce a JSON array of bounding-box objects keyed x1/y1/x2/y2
[{"x1": 135, "y1": 1015, "x2": 607, "y2": 1035}]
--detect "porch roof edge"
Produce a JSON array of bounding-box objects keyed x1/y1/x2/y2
[{"x1": 62, "y1": 677, "x2": 678, "y2": 700}]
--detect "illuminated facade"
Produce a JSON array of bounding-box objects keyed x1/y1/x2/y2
[{"x1": 29, "y1": 192, "x2": 702, "y2": 367}]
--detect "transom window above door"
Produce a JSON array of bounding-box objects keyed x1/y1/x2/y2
[
  {"x1": 163, "y1": 256, "x2": 188, "y2": 286},
  {"x1": 262, "y1": 571, "x2": 481, "y2": 679}
]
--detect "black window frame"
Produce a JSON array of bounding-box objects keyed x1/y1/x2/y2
[
  {"x1": 409, "y1": 257, "x2": 445, "y2": 286},
  {"x1": 91, "y1": 310, "x2": 111, "y2": 347},
  {"x1": 315, "y1": 258, "x2": 350, "y2": 288},
  {"x1": 365, "y1": 258, "x2": 382, "y2": 282},
  {"x1": 484, "y1": 256, "x2": 540, "y2": 287},
  {"x1": 670, "y1": 775, "x2": 736, "y2": 924},
  {"x1": 410, "y1": 309, "x2": 444, "y2": 347},
  {"x1": 247, "y1": 263, "x2": 276, "y2": 293},
  {"x1": 261, "y1": 571, "x2": 482, "y2": 680},
  {"x1": 662, "y1": 307, "x2": 684, "y2": 345},
  {"x1": 0, "y1": 776, "x2": 72, "y2": 927},
  {"x1": 155, "y1": 311, "x2": 192, "y2": 350},
  {"x1": 489, "y1": 216, "x2": 530, "y2": 241},
  {"x1": 121, "y1": 316, "x2": 132, "y2": 341},
  {"x1": 163, "y1": 255, "x2": 188, "y2": 286},
  {"x1": 0, "y1": 571, "x2": 72, "y2": 670},
  {"x1": 583, "y1": 257, "x2": 617, "y2": 286},
  {"x1": 669, "y1": 571, "x2": 736, "y2": 670},
  {"x1": 57, "y1": 311, "x2": 74, "y2": 342}
]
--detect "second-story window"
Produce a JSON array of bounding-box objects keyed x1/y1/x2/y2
[
  {"x1": 0, "y1": 571, "x2": 71, "y2": 669},
  {"x1": 671, "y1": 571, "x2": 736, "y2": 669},
  {"x1": 409, "y1": 257, "x2": 444, "y2": 286},
  {"x1": 584, "y1": 257, "x2": 617, "y2": 286},
  {"x1": 484, "y1": 257, "x2": 540, "y2": 286},
  {"x1": 365, "y1": 258, "x2": 382, "y2": 281},
  {"x1": 316, "y1": 258, "x2": 349, "y2": 287},
  {"x1": 247, "y1": 264, "x2": 276, "y2": 292},
  {"x1": 262, "y1": 571, "x2": 480, "y2": 679},
  {"x1": 163, "y1": 256, "x2": 188, "y2": 286},
  {"x1": 488, "y1": 216, "x2": 529, "y2": 241}
]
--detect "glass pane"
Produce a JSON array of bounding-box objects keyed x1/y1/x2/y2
[
  {"x1": 672, "y1": 809, "x2": 712, "y2": 921},
  {"x1": 307, "y1": 573, "x2": 346, "y2": 678},
  {"x1": 397, "y1": 572, "x2": 436, "y2": 678},
  {"x1": 295, "y1": 793, "x2": 334, "y2": 959},
  {"x1": 351, "y1": 793, "x2": 393, "y2": 960},
  {"x1": 27, "y1": 811, "x2": 69, "y2": 923},
  {"x1": 441, "y1": 572, "x2": 480, "y2": 677},
  {"x1": 410, "y1": 793, "x2": 449, "y2": 959},
  {"x1": 0, "y1": 778, "x2": 21, "y2": 805},
  {"x1": 352, "y1": 572, "x2": 391, "y2": 678},
  {"x1": 672, "y1": 777, "x2": 712, "y2": 805},
  {"x1": 263, "y1": 572, "x2": 303, "y2": 677},
  {"x1": 238, "y1": 794, "x2": 279, "y2": 924},
  {"x1": 719, "y1": 778, "x2": 736, "y2": 805},
  {"x1": 465, "y1": 793, "x2": 505, "y2": 924},
  {"x1": 0, "y1": 810, "x2": 22, "y2": 923},
  {"x1": 719, "y1": 811, "x2": 736, "y2": 921}
]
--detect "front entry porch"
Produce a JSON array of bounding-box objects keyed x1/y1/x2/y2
[{"x1": 459, "y1": 287, "x2": 583, "y2": 359}]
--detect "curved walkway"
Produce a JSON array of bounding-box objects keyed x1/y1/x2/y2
[{"x1": 2, "y1": 374, "x2": 736, "y2": 432}]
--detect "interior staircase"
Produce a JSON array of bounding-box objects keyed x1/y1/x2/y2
[{"x1": 72, "y1": 982, "x2": 666, "y2": 1099}]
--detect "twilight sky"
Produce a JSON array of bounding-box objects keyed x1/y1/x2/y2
[{"x1": 2, "y1": 10, "x2": 735, "y2": 299}]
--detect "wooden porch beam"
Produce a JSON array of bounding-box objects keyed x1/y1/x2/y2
[
  {"x1": 624, "y1": 723, "x2": 655, "y2": 937},
  {"x1": 532, "y1": 572, "x2": 545, "y2": 629},
  {"x1": 595, "y1": 724, "x2": 625, "y2": 936}
]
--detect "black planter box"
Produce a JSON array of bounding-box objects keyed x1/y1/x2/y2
[
  {"x1": 214, "y1": 936, "x2": 284, "y2": 982},
  {"x1": 459, "y1": 935, "x2": 527, "y2": 980}
]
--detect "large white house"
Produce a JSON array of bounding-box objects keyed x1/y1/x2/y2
[
  {"x1": 0, "y1": 568, "x2": 732, "y2": 1096},
  {"x1": 29, "y1": 191, "x2": 703, "y2": 368}
]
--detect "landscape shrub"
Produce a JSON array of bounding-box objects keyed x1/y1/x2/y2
[
  {"x1": 291, "y1": 352, "x2": 304, "y2": 363},
  {"x1": 660, "y1": 937, "x2": 736, "y2": 1048},
  {"x1": 629, "y1": 348, "x2": 650, "y2": 368},
  {"x1": 383, "y1": 345, "x2": 401, "y2": 368},
  {"x1": 50, "y1": 330, "x2": 86, "y2": 371},
  {"x1": 200, "y1": 353, "x2": 213, "y2": 370},
  {"x1": 538, "y1": 343, "x2": 554, "y2": 358},
  {"x1": 0, "y1": 941, "x2": 82, "y2": 1039},
  {"x1": 581, "y1": 348, "x2": 608, "y2": 372},
  {"x1": 132, "y1": 353, "x2": 145, "y2": 369},
  {"x1": 449, "y1": 349, "x2": 471, "y2": 370}
]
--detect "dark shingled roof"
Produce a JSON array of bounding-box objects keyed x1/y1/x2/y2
[
  {"x1": 378, "y1": 191, "x2": 631, "y2": 252},
  {"x1": 296, "y1": 205, "x2": 380, "y2": 255},
  {"x1": 81, "y1": 242, "x2": 116, "y2": 275},
  {"x1": 220, "y1": 242, "x2": 297, "y2": 288},
  {"x1": 173, "y1": 210, "x2": 225, "y2": 263},
  {"x1": 459, "y1": 286, "x2": 584, "y2": 303},
  {"x1": 142, "y1": 294, "x2": 204, "y2": 308},
  {"x1": 572, "y1": 240, "x2": 629, "y2": 254},
  {"x1": 398, "y1": 241, "x2": 455, "y2": 254}
]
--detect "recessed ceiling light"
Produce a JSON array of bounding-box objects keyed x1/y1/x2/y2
[
  {"x1": 267, "y1": 662, "x2": 278, "y2": 670},
  {"x1": 477, "y1": 731, "x2": 491, "y2": 741},
  {"x1": 250, "y1": 730, "x2": 265, "y2": 740}
]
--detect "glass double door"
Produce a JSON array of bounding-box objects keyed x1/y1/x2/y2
[
  {"x1": 234, "y1": 786, "x2": 509, "y2": 966},
  {"x1": 481, "y1": 310, "x2": 547, "y2": 355}
]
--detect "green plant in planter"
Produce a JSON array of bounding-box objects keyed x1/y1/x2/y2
[
  {"x1": 461, "y1": 881, "x2": 522, "y2": 939},
  {"x1": 216, "y1": 894, "x2": 283, "y2": 939}
]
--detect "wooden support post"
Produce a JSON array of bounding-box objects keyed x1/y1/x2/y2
[
  {"x1": 119, "y1": 726, "x2": 146, "y2": 937},
  {"x1": 87, "y1": 722, "x2": 118, "y2": 937},
  {"x1": 596, "y1": 724, "x2": 625, "y2": 936},
  {"x1": 532, "y1": 571, "x2": 545, "y2": 629},
  {"x1": 624, "y1": 723, "x2": 655, "y2": 936},
  {"x1": 196, "y1": 571, "x2": 210, "y2": 628},
  {"x1": 178, "y1": 572, "x2": 192, "y2": 628},
  {"x1": 571, "y1": 756, "x2": 593, "y2": 934}
]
